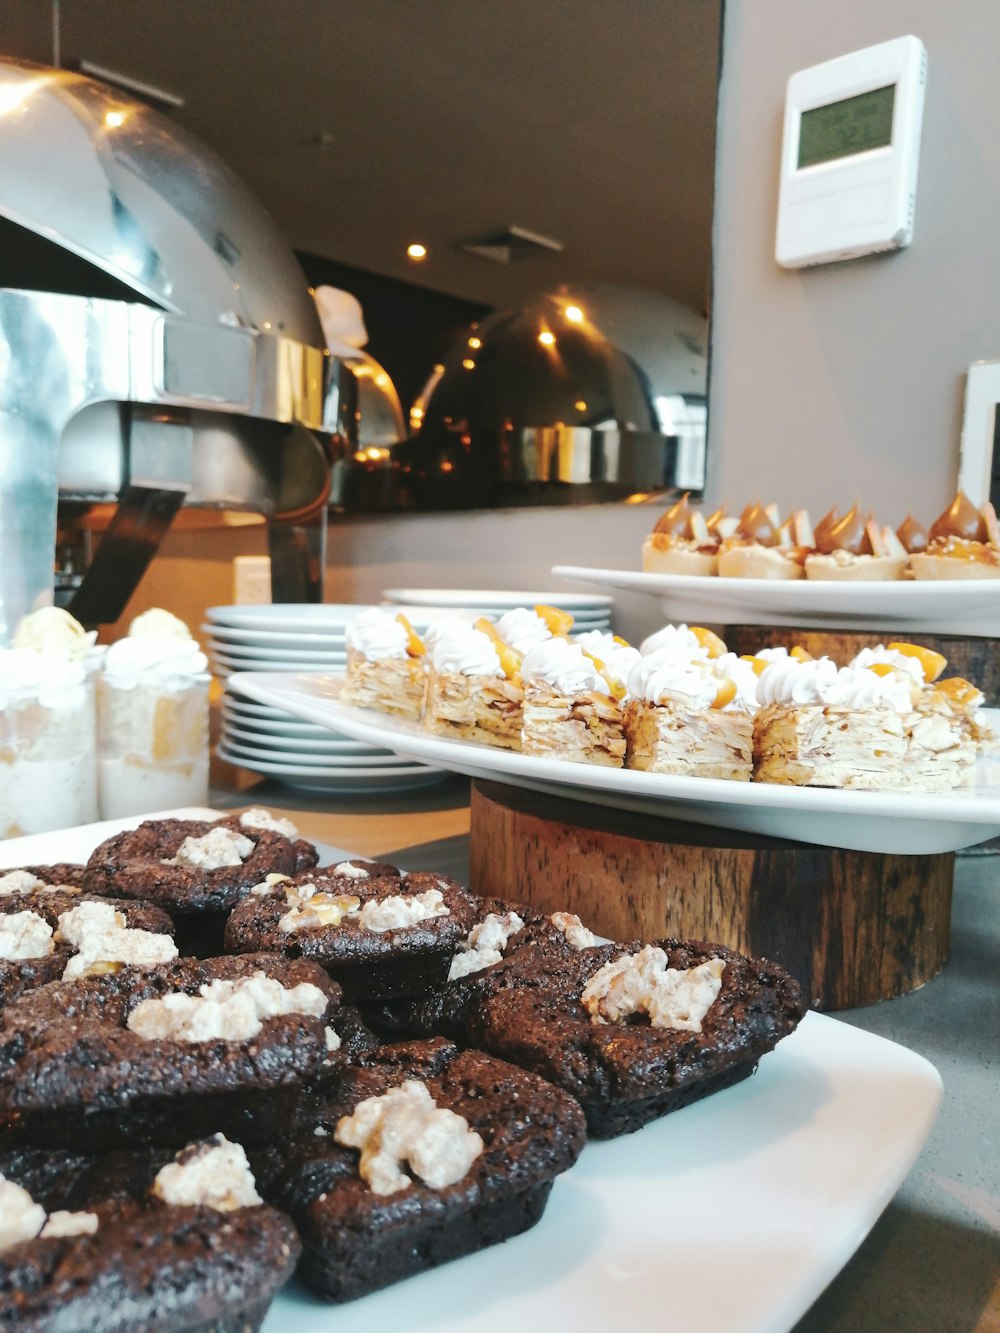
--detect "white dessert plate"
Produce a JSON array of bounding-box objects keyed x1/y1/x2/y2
[
  {"x1": 219, "y1": 737, "x2": 416, "y2": 769},
  {"x1": 212, "y1": 655, "x2": 345, "y2": 677},
  {"x1": 551, "y1": 565, "x2": 1000, "y2": 637},
  {"x1": 227, "y1": 673, "x2": 1000, "y2": 854},
  {"x1": 216, "y1": 745, "x2": 445, "y2": 792},
  {"x1": 221, "y1": 725, "x2": 395, "y2": 758},
  {"x1": 206, "y1": 604, "x2": 375, "y2": 632},
  {"x1": 203, "y1": 624, "x2": 352, "y2": 648},
  {"x1": 383, "y1": 588, "x2": 614, "y2": 610},
  {"x1": 0, "y1": 815, "x2": 942, "y2": 1333},
  {"x1": 221, "y1": 710, "x2": 375, "y2": 746},
  {"x1": 211, "y1": 643, "x2": 348, "y2": 665}
]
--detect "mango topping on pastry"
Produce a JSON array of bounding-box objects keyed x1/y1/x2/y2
[
  {"x1": 395, "y1": 613, "x2": 427, "y2": 657},
  {"x1": 710, "y1": 676, "x2": 738, "y2": 710},
  {"x1": 690, "y1": 627, "x2": 727, "y2": 659},
  {"x1": 934, "y1": 677, "x2": 984, "y2": 712},
  {"x1": 475, "y1": 618, "x2": 524, "y2": 680},
  {"x1": 534, "y1": 605, "x2": 575, "y2": 637},
  {"x1": 790, "y1": 645, "x2": 813, "y2": 662},
  {"x1": 739, "y1": 655, "x2": 770, "y2": 677},
  {"x1": 581, "y1": 651, "x2": 627, "y2": 701},
  {"x1": 886, "y1": 642, "x2": 947, "y2": 683}
]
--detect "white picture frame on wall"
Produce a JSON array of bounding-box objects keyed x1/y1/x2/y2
[{"x1": 958, "y1": 358, "x2": 1000, "y2": 505}]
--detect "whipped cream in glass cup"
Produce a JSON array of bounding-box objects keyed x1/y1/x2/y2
[
  {"x1": 96, "y1": 610, "x2": 211, "y2": 819},
  {"x1": 1, "y1": 610, "x2": 98, "y2": 836}
]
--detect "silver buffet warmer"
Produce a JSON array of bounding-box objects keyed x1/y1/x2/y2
[{"x1": 0, "y1": 58, "x2": 332, "y2": 643}]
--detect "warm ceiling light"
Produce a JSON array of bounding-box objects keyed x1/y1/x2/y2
[
  {"x1": 564, "y1": 305, "x2": 584, "y2": 323},
  {"x1": 575, "y1": 400, "x2": 587, "y2": 411},
  {"x1": 462, "y1": 358, "x2": 476, "y2": 370},
  {"x1": 407, "y1": 243, "x2": 428, "y2": 260},
  {"x1": 538, "y1": 330, "x2": 556, "y2": 347},
  {"x1": 468, "y1": 336, "x2": 482, "y2": 349}
]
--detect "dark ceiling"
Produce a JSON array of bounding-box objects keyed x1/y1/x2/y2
[{"x1": 3, "y1": 0, "x2": 720, "y2": 314}]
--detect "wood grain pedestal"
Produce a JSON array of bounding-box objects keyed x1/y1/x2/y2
[{"x1": 469, "y1": 780, "x2": 955, "y2": 1011}]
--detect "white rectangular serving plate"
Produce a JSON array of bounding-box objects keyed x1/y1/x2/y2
[
  {"x1": 0, "y1": 813, "x2": 943, "y2": 1333},
  {"x1": 551, "y1": 564, "x2": 1000, "y2": 637},
  {"x1": 227, "y1": 672, "x2": 1000, "y2": 854}
]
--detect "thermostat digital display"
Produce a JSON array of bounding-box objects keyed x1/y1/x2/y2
[{"x1": 776, "y1": 36, "x2": 927, "y2": 268}]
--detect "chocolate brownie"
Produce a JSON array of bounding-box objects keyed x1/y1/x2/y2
[
  {"x1": 0, "y1": 953, "x2": 340, "y2": 1150},
  {"x1": 0, "y1": 1145, "x2": 299, "y2": 1331},
  {"x1": 82, "y1": 817, "x2": 300, "y2": 916},
  {"x1": 377, "y1": 895, "x2": 598, "y2": 1038},
  {"x1": 0, "y1": 865, "x2": 87, "y2": 894},
  {"x1": 224, "y1": 869, "x2": 478, "y2": 1003},
  {"x1": 0, "y1": 892, "x2": 175, "y2": 1009},
  {"x1": 250, "y1": 1038, "x2": 587, "y2": 1302},
  {"x1": 464, "y1": 939, "x2": 806, "y2": 1137},
  {"x1": 213, "y1": 808, "x2": 321, "y2": 875}
]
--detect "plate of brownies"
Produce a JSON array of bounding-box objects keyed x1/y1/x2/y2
[
  {"x1": 227, "y1": 672, "x2": 1000, "y2": 855},
  {"x1": 0, "y1": 808, "x2": 940, "y2": 1333}
]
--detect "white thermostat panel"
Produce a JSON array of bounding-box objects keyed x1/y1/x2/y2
[{"x1": 776, "y1": 35, "x2": 927, "y2": 268}]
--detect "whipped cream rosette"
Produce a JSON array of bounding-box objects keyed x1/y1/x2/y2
[
  {"x1": 520, "y1": 637, "x2": 626, "y2": 767},
  {"x1": 340, "y1": 608, "x2": 429, "y2": 720},
  {"x1": 1, "y1": 609, "x2": 99, "y2": 835},
  {"x1": 95, "y1": 609, "x2": 210, "y2": 819}
]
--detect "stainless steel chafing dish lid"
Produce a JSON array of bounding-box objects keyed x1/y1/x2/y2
[{"x1": 0, "y1": 57, "x2": 323, "y2": 347}]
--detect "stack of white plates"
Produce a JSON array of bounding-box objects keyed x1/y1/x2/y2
[
  {"x1": 205, "y1": 604, "x2": 445, "y2": 793},
  {"x1": 382, "y1": 588, "x2": 614, "y2": 634}
]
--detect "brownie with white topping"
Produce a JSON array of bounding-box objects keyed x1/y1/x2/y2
[
  {"x1": 250, "y1": 1038, "x2": 586, "y2": 1302},
  {"x1": 0, "y1": 953, "x2": 340, "y2": 1150},
  {"x1": 463, "y1": 939, "x2": 805, "y2": 1137},
  {"x1": 0, "y1": 1136, "x2": 299, "y2": 1331},
  {"x1": 224, "y1": 869, "x2": 478, "y2": 1003}
]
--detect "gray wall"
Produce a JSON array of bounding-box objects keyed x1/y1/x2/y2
[{"x1": 708, "y1": 0, "x2": 1000, "y2": 523}]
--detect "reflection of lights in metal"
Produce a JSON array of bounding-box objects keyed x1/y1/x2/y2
[
  {"x1": 462, "y1": 358, "x2": 475, "y2": 370},
  {"x1": 564, "y1": 305, "x2": 584, "y2": 323},
  {"x1": 0, "y1": 74, "x2": 51, "y2": 116},
  {"x1": 407, "y1": 242, "x2": 427, "y2": 260},
  {"x1": 441, "y1": 460, "x2": 454, "y2": 472},
  {"x1": 104, "y1": 110, "x2": 126, "y2": 128},
  {"x1": 538, "y1": 330, "x2": 556, "y2": 347},
  {"x1": 468, "y1": 336, "x2": 482, "y2": 349},
  {"x1": 575, "y1": 400, "x2": 587, "y2": 411},
  {"x1": 625, "y1": 492, "x2": 653, "y2": 504}
]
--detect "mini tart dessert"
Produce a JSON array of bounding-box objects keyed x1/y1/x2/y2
[
  {"x1": 804, "y1": 502, "x2": 908, "y2": 580},
  {"x1": 377, "y1": 896, "x2": 598, "y2": 1039},
  {"x1": 520, "y1": 637, "x2": 627, "y2": 767},
  {"x1": 623, "y1": 648, "x2": 754, "y2": 781},
  {"x1": 82, "y1": 816, "x2": 299, "y2": 916},
  {"x1": 0, "y1": 892, "x2": 176, "y2": 1008},
  {"x1": 752, "y1": 655, "x2": 912, "y2": 789},
  {"x1": 0, "y1": 953, "x2": 340, "y2": 1150},
  {"x1": 340, "y1": 607, "x2": 429, "y2": 719},
  {"x1": 248, "y1": 1038, "x2": 586, "y2": 1302},
  {"x1": 642, "y1": 494, "x2": 724, "y2": 575},
  {"x1": 716, "y1": 503, "x2": 808, "y2": 580},
  {"x1": 423, "y1": 622, "x2": 524, "y2": 751},
  {"x1": 0, "y1": 1136, "x2": 299, "y2": 1332},
  {"x1": 908, "y1": 493, "x2": 1000, "y2": 580},
  {"x1": 463, "y1": 940, "x2": 804, "y2": 1138},
  {"x1": 223, "y1": 869, "x2": 478, "y2": 1004}
]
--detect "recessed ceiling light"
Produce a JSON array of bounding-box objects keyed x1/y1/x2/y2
[
  {"x1": 538, "y1": 330, "x2": 556, "y2": 347},
  {"x1": 407, "y1": 243, "x2": 428, "y2": 261},
  {"x1": 564, "y1": 305, "x2": 584, "y2": 323}
]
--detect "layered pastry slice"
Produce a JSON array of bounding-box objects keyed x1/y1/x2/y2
[
  {"x1": 520, "y1": 636, "x2": 628, "y2": 766},
  {"x1": 623, "y1": 632, "x2": 756, "y2": 781},
  {"x1": 340, "y1": 607, "x2": 429, "y2": 719},
  {"x1": 423, "y1": 621, "x2": 524, "y2": 750},
  {"x1": 849, "y1": 641, "x2": 989, "y2": 790},
  {"x1": 752, "y1": 654, "x2": 912, "y2": 789}
]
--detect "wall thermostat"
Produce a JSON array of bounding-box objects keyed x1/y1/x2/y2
[{"x1": 776, "y1": 35, "x2": 927, "y2": 269}]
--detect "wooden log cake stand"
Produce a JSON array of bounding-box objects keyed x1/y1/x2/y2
[{"x1": 468, "y1": 780, "x2": 955, "y2": 1012}]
